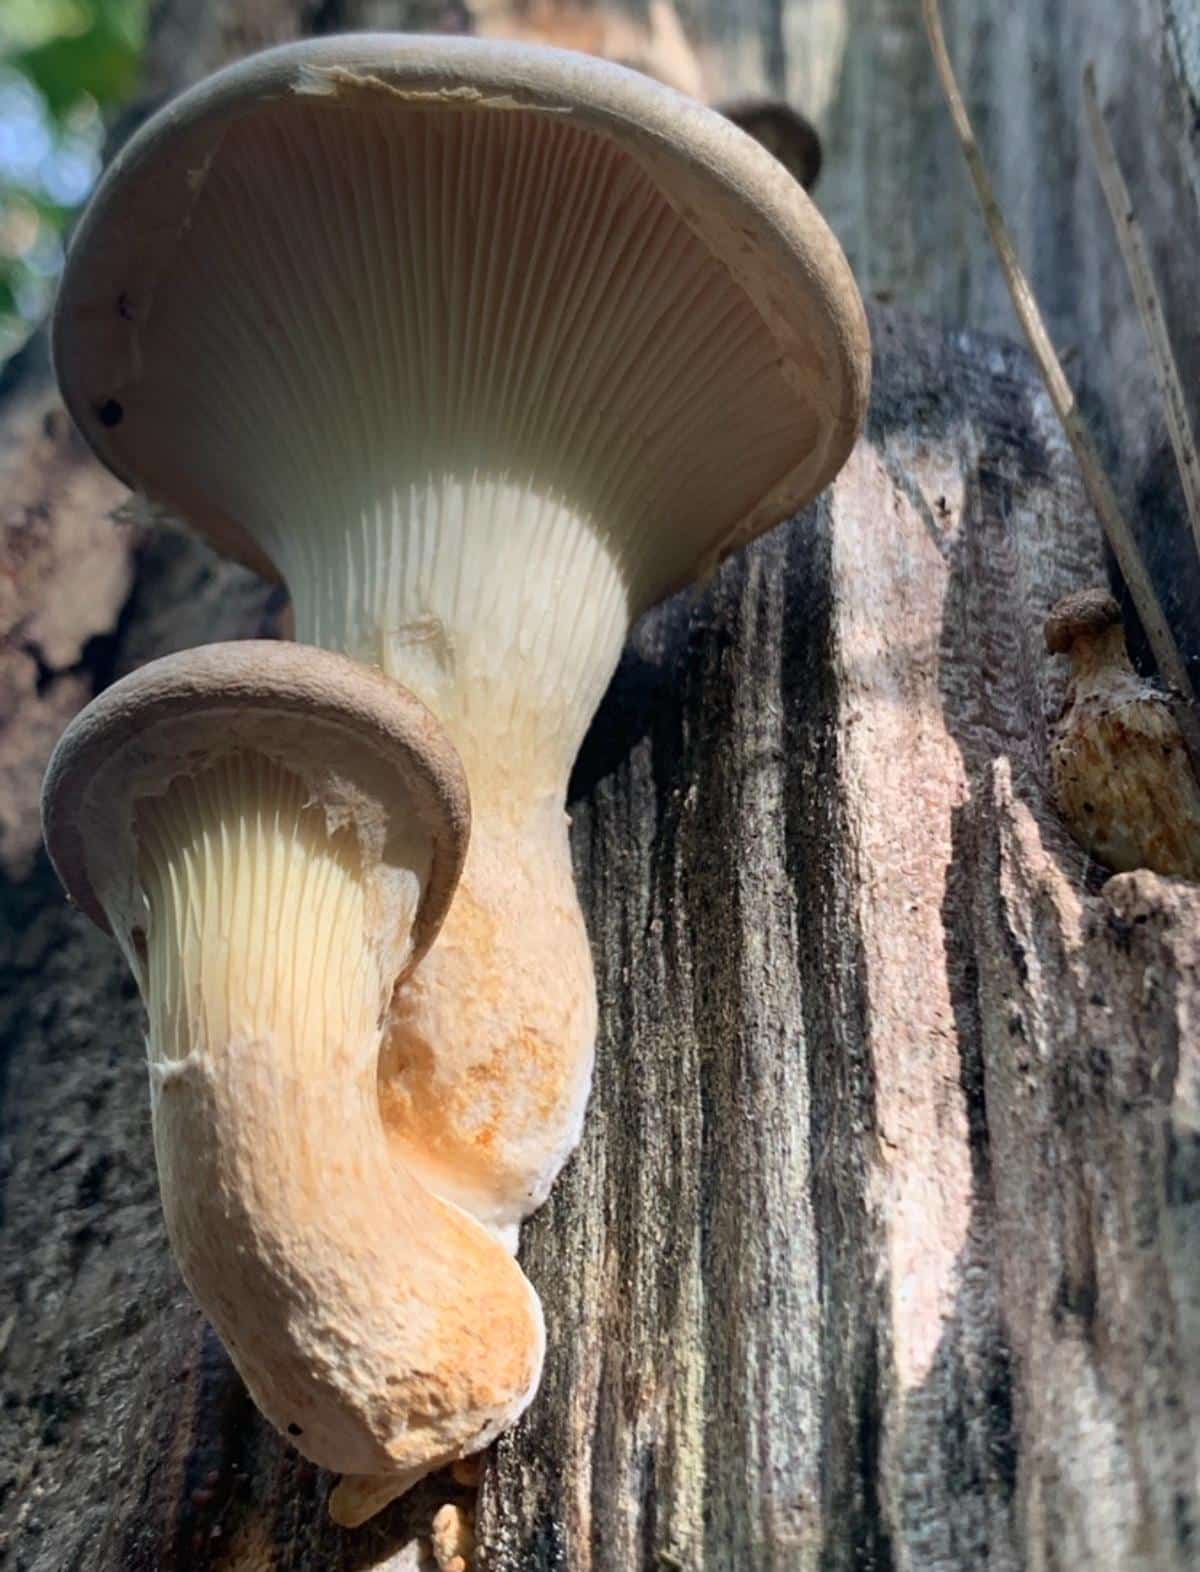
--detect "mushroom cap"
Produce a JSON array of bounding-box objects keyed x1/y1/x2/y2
[
  {"x1": 1044, "y1": 588, "x2": 1122, "y2": 654},
  {"x1": 41, "y1": 641, "x2": 469, "y2": 980},
  {"x1": 53, "y1": 34, "x2": 869, "y2": 608}
]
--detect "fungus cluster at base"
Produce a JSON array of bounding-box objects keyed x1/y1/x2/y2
[
  {"x1": 48, "y1": 34, "x2": 872, "y2": 1528},
  {"x1": 54, "y1": 36, "x2": 869, "y2": 1255}
]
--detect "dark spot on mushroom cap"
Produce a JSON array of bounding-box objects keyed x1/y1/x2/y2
[
  {"x1": 287, "y1": 1422, "x2": 303, "y2": 1436},
  {"x1": 97, "y1": 399, "x2": 124, "y2": 428},
  {"x1": 1044, "y1": 587, "x2": 1122, "y2": 653}
]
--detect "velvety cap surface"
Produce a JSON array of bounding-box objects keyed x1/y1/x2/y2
[{"x1": 41, "y1": 640, "x2": 469, "y2": 974}]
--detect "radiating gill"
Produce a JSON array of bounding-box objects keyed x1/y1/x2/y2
[{"x1": 134, "y1": 753, "x2": 389, "y2": 1083}]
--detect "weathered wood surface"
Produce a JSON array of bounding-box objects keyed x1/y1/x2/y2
[
  {"x1": 480, "y1": 310, "x2": 1200, "y2": 1572},
  {"x1": 4, "y1": 308, "x2": 1198, "y2": 1569},
  {"x1": 2, "y1": 2, "x2": 1200, "y2": 1570},
  {"x1": 671, "y1": 0, "x2": 1200, "y2": 677}
]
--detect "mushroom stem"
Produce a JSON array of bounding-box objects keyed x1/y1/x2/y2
[
  {"x1": 921, "y1": 0, "x2": 1200, "y2": 768},
  {"x1": 291, "y1": 537, "x2": 620, "y2": 1236},
  {"x1": 379, "y1": 792, "x2": 597, "y2": 1237},
  {"x1": 129, "y1": 752, "x2": 542, "y2": 1492},
  {"x1": 1056, "y1": 618, "x2": 1132, "y2": 688}
]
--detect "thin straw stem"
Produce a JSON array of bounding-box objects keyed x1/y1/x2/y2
[
  {"x1": 921, "y1": 0, "x2": 1200, "y2": 765},
  {"x1": 1083, "y1": 61, "x2": 1200, "y2": 566}
]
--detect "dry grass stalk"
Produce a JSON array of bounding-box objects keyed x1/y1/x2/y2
[
  {"x1": 921, "y1": 0, "x2": 1200, "y2": 769},
  {"x1": 1082, "y1": 61, "x2": 1200, "y2": 565}
]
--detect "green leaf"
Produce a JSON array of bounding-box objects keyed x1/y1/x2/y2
[
  {"x1": 104, "y1": 0, "x2": 149, "y2": 53},
  {"x1": 11, "y1": 6, "x2": 145, "y2": 118},
  {"x1": 0, "y1": 0, "x2": 91, "y2": 54}
]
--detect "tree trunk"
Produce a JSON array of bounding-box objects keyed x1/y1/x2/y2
[{"x1": 2, "y1": 4, "x2": 1198, "y2": 1571}]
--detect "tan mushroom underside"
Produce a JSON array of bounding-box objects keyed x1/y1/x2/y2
[
  {"x1": 69, "y1": 88, "x2": 837, "y2": 781},
  {"x1": 54, "y1": 36, "x2": 870, "y2": 1241}
]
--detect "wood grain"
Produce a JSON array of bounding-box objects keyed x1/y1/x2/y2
[
  {"x1": 5, "y1": 303, "x2": 1195, "y2": 1571},
  {"x1": 1, "y1": 2, "x2": 1199, "y2": 1568},
  {"x1": 477, "y1": 306, "x2": 1199, "y2": 1571}
]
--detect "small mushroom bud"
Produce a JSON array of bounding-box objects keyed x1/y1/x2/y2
[
  {"x1": 431, "y1": 1500, "x2": 475, "y2": 1572},
  {"x1": 1046, "y1": 588, "x2": 1200, "y2": 879},
  {"x1": 41, "y1": 643, "x2": 543, "y2": 1523},
  {"x1": 717, "y1": 98, "x2": 822, "y2": 191}
]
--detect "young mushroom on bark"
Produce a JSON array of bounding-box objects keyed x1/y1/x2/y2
[
  {"x1": 54, "y1": 37, "x2": 869, "y2": 1253},
  {"x1": 41, "y1": 642, "x2": 543, "y2": 1525},
  {"x1": 1046, "y1": 589, "x2": 1200, "y2": 881}
]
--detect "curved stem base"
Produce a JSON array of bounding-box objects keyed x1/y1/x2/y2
[{"x1": 379, "y1": 796, "x2": 597, "y2": 1238}]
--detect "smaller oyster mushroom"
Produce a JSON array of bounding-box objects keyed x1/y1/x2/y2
[
  {"x1": 41, "y1": 641, "x2": 544, "y2": 1523},
  {"x1": 1046, "y1": 588, "x2": 1200, "y2": 880}
]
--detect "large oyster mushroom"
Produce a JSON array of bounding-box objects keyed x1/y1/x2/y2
[{"x1": 53, "y1": 35, "x2": 870, "y2": 1244}]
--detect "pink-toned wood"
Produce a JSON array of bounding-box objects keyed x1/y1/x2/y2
[{"x1": 1, "y1": 4, "x2": 1198, "y2": 1570}]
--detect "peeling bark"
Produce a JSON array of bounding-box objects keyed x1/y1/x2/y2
[
  {"x1": 479, "y1": 307, "x2": 1199, "y2": 1572},
  {"x1": 0, "y1": 390, "x2": 132, "y2": 878}
]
